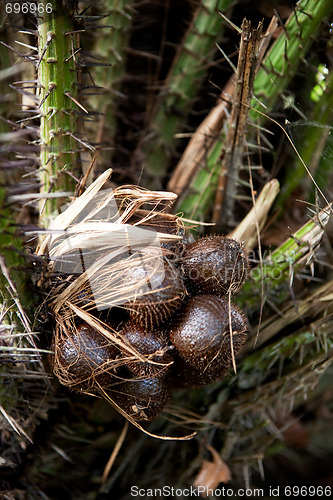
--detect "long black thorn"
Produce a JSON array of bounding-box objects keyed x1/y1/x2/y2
[
  {"x1": 11, "y1": 15, "x2": 39, "y2": 29},
  {"x1": 0, "y1": 41, "x2": 35, "y2": 62},
  {"x1": 79, "y1": 50, "x2": 105, "y2": 62},
  {"x1": 293, "y1": 6, "x2": 303, "y2": 39},
  {"x1": 37, "y1": 32, "x2": 55, "y2": 70},
  {"x1": 297, "y1": 8, "x2": 313, "y2": 19},
  {"x1": 16, "y1": 114, "x2": 42, "y2": 125},
  {"x1": 65, "y1": 170, "x2": 81, "y2": 185},
  {"x1": 64, "y1": 132, "x2": 95, "y2": 151},
  {"x1": 78, "y1": 2, "x2": 94, "y2": 16},
  {"x1": 12, "y1": 84, "x2": 40, "y2": 90},
  {"x1": 64, "y1": 30, "x2": 86, "y2": 35},
  {"x1": 38, "y1": 84, "x2": 56, "y2": 108},
  {"x1": 79, "y1": 62, "x2": 111, "y2": 68},
  {"x1": 8, "y1": 84, "x2": 40, "y2": 103},
  {"x1": 85, "y1": 25, "x2": 115, "y2": 30},
  {"x1": 74, "y1": 84, "x2": 105, "y2": 90},
  {"x1": 13, "y1": 79, "x2": 40, "y2": 85},
  {"x1": 19, "y1": 29, "x2": 38, "y2": 35},
  {"x1": 64, "y1": 48, "x2": 81, "y2": 62},
  {"x1": 274, "y1": 8, "x2": 288, "y2": 37},
  {"x1": 75, "y1": 14, "x2": 111, "y2": 21}
]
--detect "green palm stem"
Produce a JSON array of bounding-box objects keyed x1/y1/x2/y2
[
  {"x1": 0, "y1": 33, "x2": 12, "y2": 135},
  {"x1": 244, "y1": 279, "x2": 333, "y2": 356},
  {"x1": 88, "y1": 0, "x2": 134, "y2": 169},
  {"x1": 140, "y1": 0, "x2": 235, "y2": 187},
  {"x1": 175, "y1": 139, "x2": 222, "y2": 221},
  {"x1": 0, "y1": 189, "x2": 27, "y2": 308},
  {"x1": 0, "y1": 9, "x2": 51, "y2": 453},
  {"x1": 250, "y1": 0, "x2": 333, "y2": 123},
  {"x1": 0, "y1": 35, "x2": 31, "y2": 320},
  {"x1": 216, "y1": 313, "x2": 333, "y2": 420},
  {"x1": 242, "y1": 315, "x2": 333, "y2": 379},
  {"x1": 38, "y1": 0, "x2": 80, "y2": 226},
  {"x1": 0, "y1": 63, "x2": 39, "y2": 435},
  {"x1": 236, "y1": 206, "x2": 330, "y2": 311},
  {"x1": 176, "y1": 0, "x2": 333, "y2": 222},
  {"x1": 277, "y1": 67, "x2": 333, "y2": 208}
]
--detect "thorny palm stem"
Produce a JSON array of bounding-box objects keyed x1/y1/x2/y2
[
  {"x1": 213, "y1": 19, "x2": 263, "y2": 231},
  {"x1": 236, "y1": 205, "x2": 330, "y2": 310},
  {"x1": 278, "y1": 67, "x2": 333, "y2": 207},
  {"x1": 0, "y1": 24, "x2": 30, "y2": 323},
  {"x1": 140, "y1": 0, "x2": 235, "y2": 187},
  {"x1": 38, "y1": 0, "x2": 80, "y2": 224},
  {"x1": 89, "y1": 0, "x2": 135, "y2": 170},
  {"x1": 250, "y1": 0, "x2": 333, "y2": 123},
  {"x1": 175, "y1": 0, "x2": 333, "y2": 222}
]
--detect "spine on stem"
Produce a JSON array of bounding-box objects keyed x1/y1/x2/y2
[
  {"x1": 89, "y1": 0, "x2": 134, "y2": 170},
  {"x1": 139, "y1": 0, "x2": 235, "y2": 186},
  {"x1": 38, "y1": 0, "x2": 80, "y2": 225},
  {"x1": 175, "y1": 0, "x2": 333, "y2": 222}
]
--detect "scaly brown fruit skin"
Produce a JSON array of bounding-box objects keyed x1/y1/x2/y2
[
  {"x1": 139, "y1": 214, "x2": 187, "y2": 261},
  {"x1": 169, "y1": 295, "x2": 248, "y2": 386},
  {"x1": 109, "y1": 377, "x2": 170, "y2": 421},
  {"x1": 126, "y1": 261, "x2": 186, "y2": 330},
  {"x1": 181, "y1": 236, "x2": 249, "y2": 296},
  {"x1": 53, "y1": 323, "x2": 117, "y2": 392},
  {"x1": 120, "y1": 322, "x2": 174, "y2": 377}
]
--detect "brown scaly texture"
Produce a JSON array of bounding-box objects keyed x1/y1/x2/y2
[
  {"x1": 125, "y1": 260, "x2": 187, "y2": 330},
  {"x1": 169, "y1": 295, "x2": 248, "y2": 386},
  {"x1": 182, "y1": 236, "x2": 249, "y2": 296},
  {"x1": 109, "y1": 376, "x2": 171, "y2": 421},
  {"x1": 120, "y1": 322, "x2": 174, "y2": 377},
  {"x1": 53, "y1": 323, "x2": 118, "y2": 392},
  {"x1": 138, "y1": 213, "x2": 187, "y2": 259}
]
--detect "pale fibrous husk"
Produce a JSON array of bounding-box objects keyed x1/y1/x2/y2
[
  {"x1": 37, "y1": 168, "x2": 185, "y2": 311},
  {"x1": 37, "y1": 169, "x2": 196, "y2": 438}
]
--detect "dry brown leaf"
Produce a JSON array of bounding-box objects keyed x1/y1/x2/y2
[{"x1": 193, "y1": 445, "x2": 231, "y2": 497}]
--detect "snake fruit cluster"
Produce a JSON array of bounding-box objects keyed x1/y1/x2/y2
[{"x1": 54, "y1": 235, "x2": 249, "y2": 421}]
